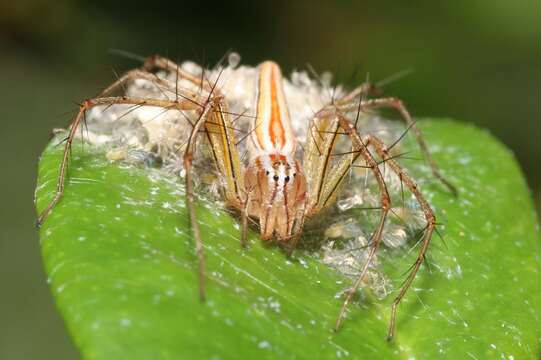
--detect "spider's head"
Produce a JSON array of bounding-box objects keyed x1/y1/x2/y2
[{"x1": 245, "y1": 154, "x2": 306, "y2": 241}]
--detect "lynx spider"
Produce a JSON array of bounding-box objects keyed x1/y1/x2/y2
[{"x1": 37, "y1": 54, "x2": 456, "y2": 340}]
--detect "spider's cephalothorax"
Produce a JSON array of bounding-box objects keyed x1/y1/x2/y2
[{"x1": 37, "y1": 55, "x2": 455, "y2": 340}]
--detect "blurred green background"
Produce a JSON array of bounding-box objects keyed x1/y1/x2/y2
[{"x1": 1, "y1": 0, "x2": 540, "y2": 358}]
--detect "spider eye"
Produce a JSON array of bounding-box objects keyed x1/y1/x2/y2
[
  {"x1": 293, "y1": 173, "x2": 297, "y2": 177},
  {"x1": 273, "y1": 175, "x2": 279, "y2": 182},
  {"x1": 265, "y1": 171, "x2": 270, "y2": 175},
  {"x1": 284, "y1": 176, "x2": 290, "y2": 183}
]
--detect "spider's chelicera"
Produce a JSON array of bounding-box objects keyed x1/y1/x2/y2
[{"x1": 37, "y1": 54, "x2": 455, "y2": 340}]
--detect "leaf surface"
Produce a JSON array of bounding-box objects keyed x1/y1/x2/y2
[{"x1": 35, "y1": 119, "x2": 541, "y2": 359}]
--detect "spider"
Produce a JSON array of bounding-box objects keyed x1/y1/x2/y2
[{"x1": 36, "y1": 54, "x2": 456, "y2": 340}]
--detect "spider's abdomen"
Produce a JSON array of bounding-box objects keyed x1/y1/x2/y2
[{"x1": 252, "y1": 61, "x2": 297, "y2": 156}]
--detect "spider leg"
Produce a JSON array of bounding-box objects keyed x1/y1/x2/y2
[
  {"x1": 203, "y1": 100, "x2": 247, "y2": 252},
  {"x1": 36, "y1": 95, "x2": 202, "y2": 226},
  {"x1": 336, "y1": 81, "x2": 382, "y2": 105},
  {"x1": 303, "y1": 112, "x2": 389, "y2": 216},
  {"x1": 100, "y1": 53, "x2": 219, "y2": 101},
  {"x1": 336, "y1": 68, "x2": 414, "y2": 106},
  {"x1": 331, "y1": 115, "x2": 391, "y2": 332},
  {"x1": 104, "y1": 53, "x2": 225, "y2": 103},
  {"x1": 303, "y1": 112, "x2": 349, "y2": 212},
  {"x1": 143, "y1": 54, "x2": 213, "y2": 93},
  {"x1": 203, "y1": 101, "x2": 245, "y2": 209},
  {"x1": 96, "y1": 68, "x2": 198, "y2": 101},
  {"x1": 302, "y1": 107, "x2": 393, "y2": 328},
  {"x1": 338, "y1": 97, "x2": 457, "y2": 196},
  {"x1": 364, "y1": 134, "x2": 436, "y2": 341},
  {"x1": 183, "y1": 68, "x2": 246, "y2": 298},
  {"x1": 183, "y1": 102, "x2": 215, "y2": 301},
  {"x1": 241, "y1": 190, "x2": 251, "y2": 248}
]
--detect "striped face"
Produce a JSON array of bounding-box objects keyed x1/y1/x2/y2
[
  {"x1": 245, "y1": 154, "x2": 306, "y2": 241},
  {"x1": 244, "y1": 61, "x2": 306, "y2": 241},
  {"x1": 251, "y1": 61, "x2": 297, "y2": 155}
]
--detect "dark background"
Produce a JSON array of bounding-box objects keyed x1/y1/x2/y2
[{"x1": 1, "y1": 0, "x2": 539, "y2": 358}]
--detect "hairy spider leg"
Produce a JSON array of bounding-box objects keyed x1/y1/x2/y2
[
  {"x1": 336, "y1": 95, "x2": 457, "y2": 196},
  {"x1": 36, "y1": 96, "x2": 203, "y2": 226},
  {"x1": 328, "y1": 114, "x2": 437, "y2": 340},
  {"x1": 302, "y1": 112, "x2": 392, "y2": 332},
  {"x1": 360, "y1": 134, "x2": 436, "y2": 340}
]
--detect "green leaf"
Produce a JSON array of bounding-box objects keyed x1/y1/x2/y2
[{"x1": 35, "y1": 119, "x2": 541, "y2": 359}]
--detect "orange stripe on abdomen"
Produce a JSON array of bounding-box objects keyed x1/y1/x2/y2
[
  {"x1": 253, "y1": 61, "x2": 296, "y2": 154},
  {"x1": 269, "y1": 66, "x2": 285, "y2": 149}
]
